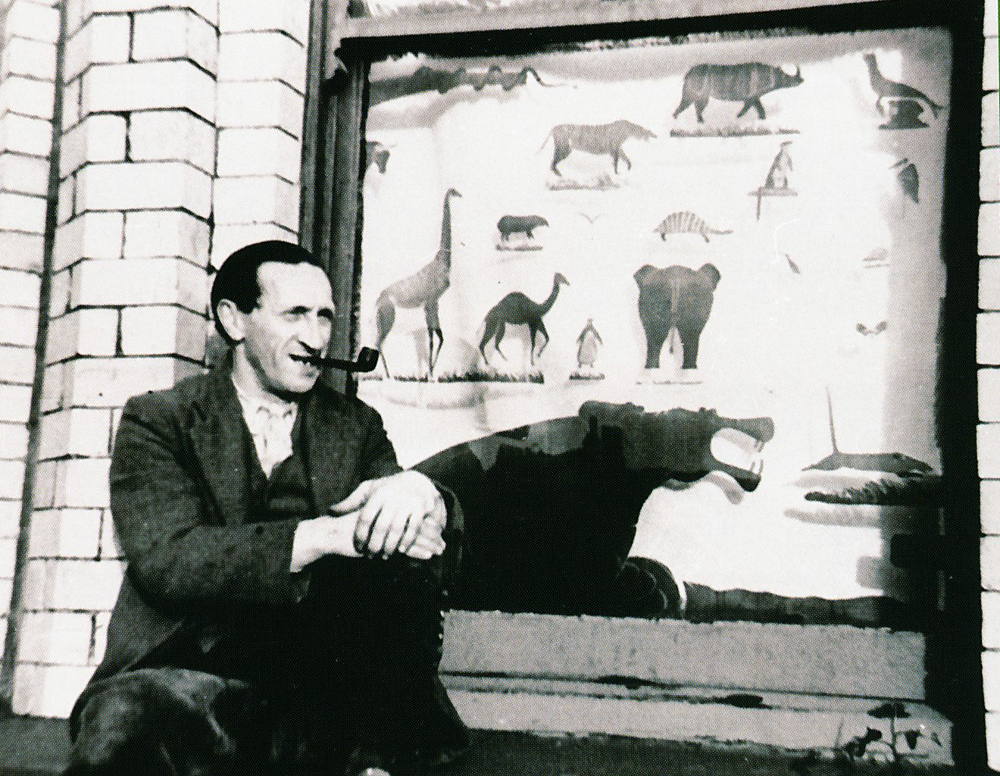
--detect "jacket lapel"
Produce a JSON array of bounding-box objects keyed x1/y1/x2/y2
[{"x1": 189, "y1": 364, "x2": 255, "y2": 525}]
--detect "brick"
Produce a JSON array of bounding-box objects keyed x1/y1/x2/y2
[
  {"x1": 50, "y1": 558, "x2": 124, "y2": 609},
  {"x1": 72, "y1": 257, "x2": 206, "y2": 311},
  {"x1": 984, "y1": 369, "x2": 1000, "y2": 421},
  {"x1": 217, "y1": 80, "x2": 304, "y2": 137},
  {"x1": 57, "y1": 175, "x2": 74, "y2": 225},
  {"x1": 986, "y1": 536, "x2": 1000, "y2": 590},
  {"x1": 82, "y1": 61, "x2": 216, "y2": 123},
  {"x1": 987, "y1": 92, "x2": 999, "y2": 148},
  {"x1": 133, "y1": 9, "x2": 218, "y2": 75},
  {"x1": 28, "y1": 508, "x2": 102, "y2": 558},
  {"x1": 980, "y1": 313, "x2": 1000, "y2": 364},
  {"x1": 989, "y1": 711, "x2": 1000, "y2": 771},
  {"x1": 0, "y1": 499, "x2": 21, "y2": 535},
  {"x1": 63, "y1": 14, "x2": 131, "y2": 82},
  {"x1": 0, "y1": 75, "x2": 55, "y2": 119},
  {"x1": 0, "y1": 112, "x2": 52, "y2": 156},
  {"x1": 0, "y1": 191, "x2": 46, "y2": 232},
  {"x1": 0, "y1": 230, "x2": 43, "y2": 271},
  {"x1": 3, "y1": 3, "x2": 60, "y2": 44},
  {"x1": 218, "y1": 0, "x2": 310, "y2": 43},
  {"x1": 123, "y1": 209, "x2": 210, "y2": 262},
  {"x1": 39, "y1": 407, "x2": 112, "y2": 459},
  {"x1": 987, "y1": 158, "x2": 1000, "y2": 210},
  {"x1": 0, "y1": 37, "x2": 57, "y2": 81},
  {"x1": 987, "y1": 37, "x2": 999, "y2": 92},
  {"x1": 40, "y1": 361, "x2": 62, "y2": 413},
  {"x1": 61, "y1": 356, "x2": 201, "y2": 407},
  {"x1": 0, "y1": 306, "x2": 38, "y2": 347},
  {"x1": 98, "y1": 509, "x2": 120, "y2": 559},
  {"x1": 0, "y1": 152, "x2": 50, "y2": 197},
  {"x1": 987, "y1": 649, "x2": 1000, "y2": 710},
  {"x1": 76, "y1": 162, "x2": 212, "y2": 217},
  {"x1": 121, "y1": 305, "x2": 206, "y2": 359},
  {"x1": 128, "y1": 110, "x2": 216, "y2": 175},
  {"x1": 19, "y1": 611, "x2": 93, "y2": 665},
  {"x1": 61, "y1": 76, "x2": 81, "y2": 131},
  {"x1": 0, "y1": 422, "x2": 28, "y2": 459},
  {"x1": 69, "y1": 0, "x2": 217, "y2": 29},
  {"x1": 218, "y1": 32, "x2": 306, "y2": 94},
  {"x1": 210, "y1": 222, "x2": 296, "y2": 267},
  {"x1": 983, "y1": 203, "x2": 1000, "y2": 256},
  {"x1": 33, "y1": 459, "x2": 56, "y2": 508},
  {"x1": 91, "y1": 610, "x2": 110, "y2": 663},
  {"x1": 0, "y1": 460, "x2": 25, "y2": 498},
  {"x1": 47, "y1": 457, "x2": 112, "y2": 508},
  {"x1": 45, "y1": 308, "x2": 118, "y2": 363},
  {"x1": 986, "y1": 480, "x2": 1000, "y2": 534},
  {"x1": 986, "y1": 593, "x2": 1000, "y2": 649},
  {"x1": 988, "y1": 0, "x2": 998, "y2": 36},
  {"x1": 12, "y1": 663, "x2": 95, "y2": 717},
  {"x1": 53, "y1": 212, "x2": 124, "y2": 270},
  {"x1": 213, "y1": 176, "x2": 299, "y2": 230},
  {"x1": 59, "y1": 114, "x2": 127, "y2": 178},
  {"x1": 217, "y1": 127, "x2": 300, "y2": 182},
  {"x1": 0, "y1": 344, "x2": 36, "y2": 384},
  {"x1": 0, "y1": 268, "x2": 40, "y2": 307}
]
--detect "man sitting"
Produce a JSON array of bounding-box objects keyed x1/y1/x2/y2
[{"x1": 66, "y1": 241, "x2": 468, "y2": 776}]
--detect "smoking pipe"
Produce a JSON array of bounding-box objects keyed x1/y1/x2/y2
[{"x1": 301, "y1": 347, "x2": 380, "y2": 372}]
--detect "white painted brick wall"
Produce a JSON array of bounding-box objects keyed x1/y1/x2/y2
[
  {"x1": 53, "y1": 212, "x2": 125, "y2": 270},
  {"x1": 128, "y1": 110, "x2": 216, "y2": 175},
  {"x1": 18, "y1": 611, "x2": 94, "y2": 665},
  {"x1": 76, "y1": 162, "x2": 212, "y2": 217},
  {"x1": 0, "y1": 153, "x2": 51, "y2": 197},
  {"x1": 0, "y1": 344, "x2": 36, "y2": 385},
  {"x1": 12, "y1": 663, "x2": 94, "y2": 717},
  {"x1": 67, "y1": 0, "x2": 218, "y2": 32},
  {"x1": 59, "y1": 356, "x2": 201, "y2": 408},
  {"x1": 63, "y1": 14, "x2": 131, "y2": 83},
  {"x1": 0, "y1": 268, "x2": 41, "y2": 307},
  {"x1": 218, "y1": 0, "x2": 309, "y2": 43},
  {"x1": 120, "y1": 305, "x2": 206, "y2": 360},
  {"x1": 3, "y1": 2, "x2": 60, "y2": 44},
  {"x1": 22, "y1": 558, "x2": 124, "y2": 611},
  {"x1": 71, "y1": 257, "x2": 206, "y2": 310},
  {"x1": 0, "y1": 112, "x2": 53, "y2": 156},
  {"x1": 59, "y1": 114, "x2": 128, "y2": 178},
  {"x1": 0, "y1": 461, "x2": 26, "y2": 499},
  {"x1": 0, "y1": 231, "x2": 45, "y2": 272},
  {"x1": 0, "y1": 191, "x2": 47, "y2": 232},
  {"x1": 133, "y1": 9, "x2": 219, "y2": 75},
  {"x1": 28, "y1": 509, "x2": 102, "y2": 559},
  {"x1": 123, "y1": 210, "x2": 210, "y2": 261},
  {"x1": 81, "y1": 61, "x2": 216, "y2": 122},
  {"x1": 216, "y1": 80, "x2": 304, "y2": 137},
  {"x1": 39, "y1": 408, "x2": 112, "y2": 460},
  {"x1": 213, "y1": 175, "x2": 299, "y2": 230},
  {"x1": 0, "y1": 75, "x2": 55, "y2": 119},
  {"x1": 0, "y1": 307, "x2": 39, "y2": 347},
  {"x1": 210, "y1": 222, "x2": 296, "y2": 267},
  {"x1": 982, "y1": 203, "x2": 1000, "y2": 256},
  {"x1": 985, "y1": 92, "x2": 999, "y2": 148},
  {"x1": 217, "y1": 127, "x2": 300, "y2": 182},
  {"x1": 1, "y1": 37, "x2": 58, "y2": 81},
  {"x1": 218, "y1": 32, "x2": 306, "y2": 94},
  {"x1": 0, "y1": 423, "x2": 29, "y2": 459},
  {"x1": 45, "y1": 308, "x2": 118, "y2": 363}
]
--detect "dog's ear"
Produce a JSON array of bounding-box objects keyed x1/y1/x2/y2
[{"x1": 634, "y1": 264, "x2": 656, "y2": 286}]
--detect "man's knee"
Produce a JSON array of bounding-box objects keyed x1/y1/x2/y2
[{"x1": 67, "y1": 668, "x2": 268, "y2": 776}]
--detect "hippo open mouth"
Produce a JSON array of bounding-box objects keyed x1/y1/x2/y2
[{"x1": 578, "y1": 402, "x2": 774, "y2": 492}]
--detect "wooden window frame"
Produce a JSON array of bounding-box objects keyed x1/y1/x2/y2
[{"x1": 299, "y1": 0, "x2": 986, "y2": 766}]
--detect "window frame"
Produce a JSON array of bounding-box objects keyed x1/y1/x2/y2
[{"x1": 299, "y1": 0, "x2": 986, "y2": 766}]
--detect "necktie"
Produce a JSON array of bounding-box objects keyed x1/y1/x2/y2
[{"x1": 255, "y1": 404, "x2": 294, "y2": 477}]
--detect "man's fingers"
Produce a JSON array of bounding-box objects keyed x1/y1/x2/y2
[
  {"x1": 353, "y1": 490, "x2": 385, "y2": 551},
  {"x1": 380, "y1": 513, "x2": 409, "y2": 558},
  {"x1": 398, "y1": 512, "x2": 423, "y2": 553},
  {"x1": 405, "y1": 533, "x2": 445, "y2": 558},
  {"x1": 330, "y1": 480, "x2": 376, "y2": 515}
]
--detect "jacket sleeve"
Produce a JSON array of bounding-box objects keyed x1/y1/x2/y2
[{"x1": 110, "y1": 394, "x2": 304, "y2": 614}]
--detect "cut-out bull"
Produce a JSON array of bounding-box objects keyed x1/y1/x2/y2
[{"x1": 673, "y1": 62, "x2": 803, "y2": 123}]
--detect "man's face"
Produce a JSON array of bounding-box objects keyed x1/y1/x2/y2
[{"x1": 234, "y1": 261, "x2": 335, "y2": 398}]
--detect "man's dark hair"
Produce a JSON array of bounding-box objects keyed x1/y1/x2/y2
[{"x1": 211, "y1": 240, "x2": 326, "y2": 342}]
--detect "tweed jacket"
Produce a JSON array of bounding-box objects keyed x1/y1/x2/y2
[{"x1": 90, "y1": 361, "x2": 444, "y2": 688}]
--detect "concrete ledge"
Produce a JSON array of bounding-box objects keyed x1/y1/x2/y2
[
  {"x1": 444, "y1": 678, "x2": 952, "y2": 765},
  {"x1": 441, "y1": 610, "x2": 926, "y2": 700}
]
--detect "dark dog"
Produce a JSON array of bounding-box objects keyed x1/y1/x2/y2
[{"x1": 66, "y1": 668, "x2": 269, "y2": 776}]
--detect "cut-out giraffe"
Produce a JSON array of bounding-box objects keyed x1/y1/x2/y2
[{"x1": 375, "y1": 188, "x2": 462, "y2": 377}]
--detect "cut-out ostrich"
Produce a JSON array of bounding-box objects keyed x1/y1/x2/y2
[
  {"x1": 479, "y1": 272, "x2": 569, "y2": 366},
  {"x1": 375, "y1": 188, "x2": 461, "y2": 377}
]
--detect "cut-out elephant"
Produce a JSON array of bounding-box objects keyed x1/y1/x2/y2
[{"x1": 634, "y1": 263, "x2": 721, "y2": 370}]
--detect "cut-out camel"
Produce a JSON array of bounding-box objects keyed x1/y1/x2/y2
[
  {"x1": 375, "y1": 188, "x2": 461, "y2": 377},
  {"x1": 479, "y1": 273, "x2": 569, "y2": 366}
]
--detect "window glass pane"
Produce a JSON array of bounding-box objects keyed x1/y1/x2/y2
[{"x1": 357, "y1": 27, "x2": 952, "y2": 627}]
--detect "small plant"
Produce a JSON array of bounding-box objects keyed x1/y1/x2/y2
[{"x1": 839, "y1": 702, "x2": 942, "y2": 773}]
